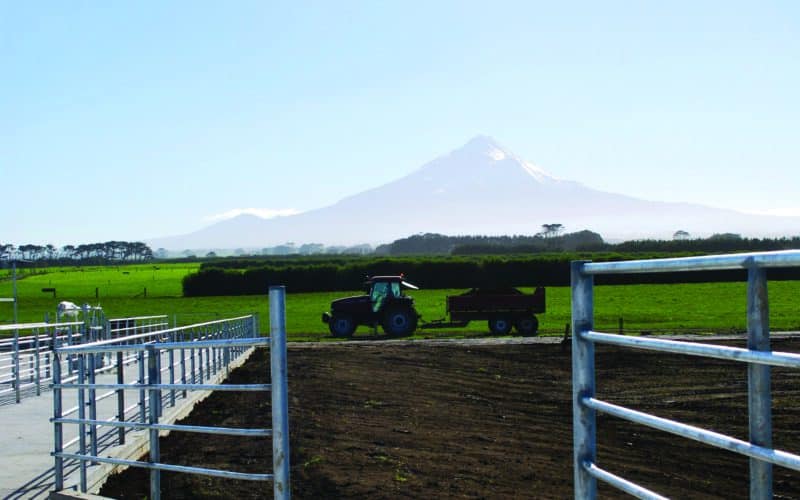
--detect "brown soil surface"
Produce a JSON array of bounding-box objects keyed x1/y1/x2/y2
[{"x1": 100, "y1": 338, "x2": 800, "y2": 499}]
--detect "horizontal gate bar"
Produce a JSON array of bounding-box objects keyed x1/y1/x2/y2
[
  {"x1": 581, "y1": 250, "x2": 800, "y2": 275},
  {"x1": 55, "y1": 452, "x2": 273, "y2": 481},
  {"x1": 57, "y1": 337, "x2": 268, "y2": 354},
  {"x1": 54, "y1": 383, "x2": 271, "y2": 392},
  {"x1": 582, "y1": 462, "x2": 667, "y2": 500},
  {"x1": 54, "y1": 417, "x2": 271, "y2": 437},
  {"x1": 582, "y1": 330, "x2": 800, "y2": 368},
  {"x1": 583, "y1": 397, "x2": 800, "y2": 472},
  {"x1": 0, "y1": 321, "x2": 83, "y2": 331},
  {"x1": 107, "y1": 315, "x2": 168, "y2": 322}
]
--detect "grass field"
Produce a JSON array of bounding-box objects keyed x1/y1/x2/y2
[{"x1": 1, "y1": 263, "x2": 799, "y2": 341}]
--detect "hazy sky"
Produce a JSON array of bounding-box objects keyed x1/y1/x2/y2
[{"x1": 2, "y1": 1, "x2": 798, "y2": 245}]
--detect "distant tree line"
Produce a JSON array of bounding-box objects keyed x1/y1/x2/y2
[
  {"x1": 0, "y1": 241, "x2": 154, "y2": 265},
  {"x1": 376, "y1": 231, "x2": 800, "y2": 255},
  {"x1": 374, "y1": 229, "x2": 604, "y2": 255},
  {"x1": 182, "y1": 251, "x2": 800, "y2": 296}
]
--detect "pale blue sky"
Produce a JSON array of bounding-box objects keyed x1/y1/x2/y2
[{"x1": 2, "y1": 1, "x2": 798, "y2": 245}]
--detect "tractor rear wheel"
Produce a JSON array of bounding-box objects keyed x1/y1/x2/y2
[
  {"x1": 515, "y1": 315, "x2": 539, "y2": 336},
  {"x1": 329, "y1": 313, "x2": 356, "y2": 337},
  {"x1": 382, "y1": 305, "x2": 418, "y2": 336},
  {"x1": 488, "y1": 317, "x2": 513, "y2": 335}
]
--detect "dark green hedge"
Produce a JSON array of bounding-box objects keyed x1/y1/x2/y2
[{"x1": 181, "y1": 253, "x2": 800, "y2": 296}]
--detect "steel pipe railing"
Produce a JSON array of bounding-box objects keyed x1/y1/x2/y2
[
  {"x1": 571, "y1": 250, "x2": 800, "y2": 499},
  {"x1": 51, "y1": 289, "x2": 289, "y2": 500}
]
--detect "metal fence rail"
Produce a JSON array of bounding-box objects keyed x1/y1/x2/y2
[
  {"x1": 571, "y1": 250, "x2": 800, "y2": 499},
  {"x1": 0, "y1": 314, "x2": 171, "y2": 406},
  {"x1": 0, "y1": 322, "x2": 84, "y2": 404},
  {"x1": 51, "y1": 287, "x2": 289, "y2": 499}
]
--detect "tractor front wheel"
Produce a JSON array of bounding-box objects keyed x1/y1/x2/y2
[
  {"x1": 382, "y1": 306, "x2": 418, "y2": 336},
  {"x1": 329, "y1": 314, "x2": 356, "y2": 337}
]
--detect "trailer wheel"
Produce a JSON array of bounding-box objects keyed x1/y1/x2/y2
[
  {"x1": 515, "y1": 316, "x2": 539, "y2": 336},
  {"x1": 488, "y1": 317, "x2": 512, "y2": 335},
  {"x1": 382, "y1": 305, "x2": 418, "y2": 336},
  {"x1": 329, "y1": 314, "x2": 356, "y2": 337}
]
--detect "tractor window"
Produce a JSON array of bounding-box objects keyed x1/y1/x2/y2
[
  {"x1": 371, "y1": 282, "x2": 389, "y2": 312},
  {"x1": 390, "y1": 281, "x2": 401, "y2": 298}
]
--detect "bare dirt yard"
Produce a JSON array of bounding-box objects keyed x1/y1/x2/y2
[{"x1": 101, "y1": 337, "x2": 800, "y2": 499}]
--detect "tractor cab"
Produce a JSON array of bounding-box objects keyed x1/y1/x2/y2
[
  {"x1": 323, "y1": 276, "x2": 420, "y2": 337},
  {"x1": 367, "y1": 276, "x2": 418, "y2": 312}
]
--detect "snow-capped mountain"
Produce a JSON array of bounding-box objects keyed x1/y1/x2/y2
[{"x1": 148, "y1": 136, "x2": 800, "y2": 249}]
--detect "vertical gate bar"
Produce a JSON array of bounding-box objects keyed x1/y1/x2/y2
[
  {"x1": 224, "y1": 322, "x2": 231, "y2": 375},
  {"x1": 67, "y1": 326, "x2": 74, "y2": 376},
  {"x1": 156, "y1": 349, "x2": 163, "y2": 418},
  {"x1": 147, "y1": 345, "x2": 161, "y2": 500},
  {"x1": 13, "y1": 329, "x2": 20, "y2": 403},
  {"x1": 180, "y1": 331, "x2": 187, "y2": 398},
  {"x1": 212, "y1": 325, "x2": 218, "y2": 375},
  {"x1": 117, "y1": 351, "x2": 126, "y2": 445},
  {"x1": 35, "y1": 331, "x2": 41, "y2": 395},
  {"x1": 190, "y1": 329, "x2": 197, "y2": 384},
  {"x1": 198, "y1": 341, "x2": 204, "y2": 382},
  {"x1": 747, "y1": 265, "x2": 772, "y2": 499},
  {"x1": 53, "y1": 350, "x2": 63, "y2": 491},
  {"x1": 270, "y1": 286, "x2": 291, "y2": 499},
  {"x1": 78, "y1": 354, "x2": 87, "y2": 492},
  {"x1": 208, "y1": 326, "x2": 214, "y2": 379},
  {"x1": 571, "y1": 261, "x2": 596, "y2": 499},
  {"x1": 88, "y1": 353, "x2": 98, "y2": 463},
  {"x1": 138, "y1": 351, "x2": 146, "y2": 424},
  {"x1": 169, "y1": 332, "x2": 176, "y2": 407}
]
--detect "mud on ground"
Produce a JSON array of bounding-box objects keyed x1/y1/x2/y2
[{"x1": 101, "y1": 338, "x2": 800, "y2": 499}]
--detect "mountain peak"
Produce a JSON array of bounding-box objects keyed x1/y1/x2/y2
[
  {"x1": 441, "y1": 135, "x2": 554, "y2": 182},
  {"x1": 457, "y1": 135, "x2": 508, "y2": 159}
]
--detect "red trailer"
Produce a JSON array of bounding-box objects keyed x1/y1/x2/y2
[{"x1": 422, "y1": 286, "x2": 546, "y2": 335}]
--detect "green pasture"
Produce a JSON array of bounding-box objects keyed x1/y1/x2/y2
[{"x1": 1, "y1": 264, "x2": 800, "y2": 341}]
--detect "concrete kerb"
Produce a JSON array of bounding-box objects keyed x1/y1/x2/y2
[{"x1": 56, "y1": 346, "x2": 257, "y2": 497}]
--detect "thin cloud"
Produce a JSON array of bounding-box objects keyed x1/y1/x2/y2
[
  {"x1": 205, "y1": 208, "x2": 301, "y2": 222},
  {"x1": 746, "y1": 207, "x2": 800, "y2": 217}
]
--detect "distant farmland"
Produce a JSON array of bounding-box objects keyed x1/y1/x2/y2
[{"x1": 2, "y1": 262, "x2": 800, "y2": 340}]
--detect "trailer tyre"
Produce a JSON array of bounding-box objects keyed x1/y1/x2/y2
[
  {"x1": 382, "y1": 306, "x2": 418, "y2": 336},
  {"x1": 488, "y1": 317, "x2": 513, "y2": 335},
  {"x1": 329, "y1": 314, "x2": 356, "y2": 337},
  {"x1": 515, "y1": 316, "x2": 539, "y2": 336}
]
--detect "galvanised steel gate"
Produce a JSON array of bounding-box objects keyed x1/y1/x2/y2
[
  {"x1": 571, "y1": 250, "x2": 800, "y2": 499},
  {"x1": 51, "y1": 286, "x2": 290, "y2": 499}
]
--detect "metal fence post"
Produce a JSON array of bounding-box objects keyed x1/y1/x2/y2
[
  {"x1": 88, "y1": 353, "x2": 98, "y2": 463},
  {"x1": 53, "y1": 350, "x2": 63, "y2": 491},
  {"x1": 13, "y1": 329, "x2": 20, "y2": 403},
  {"x1": 78, "y1": 354, "x2": 87, "y2": 492},
  {"x1": 208, "y1": 326, "x2": 216, "y2": 380},
  {"x1": 180, "y1": 331, "x2": 187, "y2": 398},
  {"x1": 270, "y1": 286, "x2": 291, "y2": 499},
  {"x1": 190, "y1": 329, "x2": 197, "y2": 384},
  {"x1": 35, "y1": 331, "x2": 41, "y2": 396},
  {"x1": 169, "y1": 331, "x2": 176, "y2": 407},
  {"x1": 138, "y1": 350, "x2": 146, "y2": 424},
  {"x1": 147, "y1": 344, "x2": 161, "y2": 500},
  {"x1": 747, "y1": 265, "x2": 772, "y2": 499},
  {"x1": 571, "y1": 261, "x2": 596, "y2": 499},
  {"x1": 117, "y1": 351, "x2": 126, "y2": 445}
]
